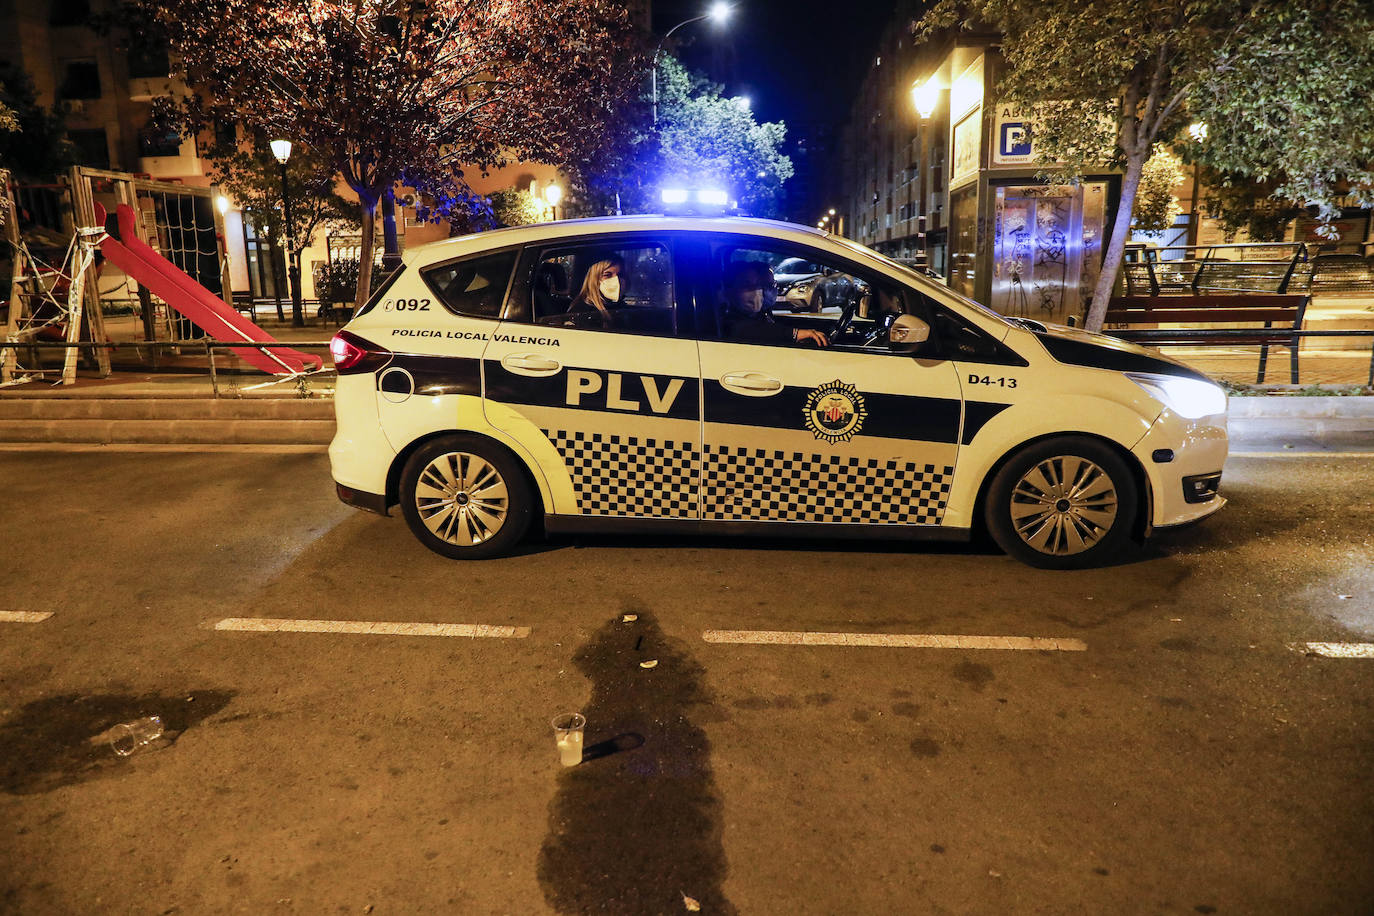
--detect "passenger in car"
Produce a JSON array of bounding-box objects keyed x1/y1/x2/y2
[
  {"x1": 721, "y1": 261, "x2": 829, "y2": 347},
  {"x1": 568, "y1": 256, "x2": 625, "y2": 329}
]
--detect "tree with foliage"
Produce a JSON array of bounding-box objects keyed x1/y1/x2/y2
[
  {"x1": 147, "y1": 0, "x2": 642, "y2": 309},
  {"x1": 0, "y1": 64, "x2": 77, "y2": 180},
  {"x1": 1188, "y1": 1, "x2": 1374, "y2": 231},
  {"x1": 915, "y1": 0, "x2": 1374, "y2": 330},
  {"x1": 579, "y1": 56, "x2": 793, "y2": 218},
  {"x1": 207, "y1": 138, "x2": 357, "y2": 324},
  {"x1": 488, "y1": 187, "x2": 546, "y2": 228},
  {"x1": 1132, "y1": 145, "x2": 1184, "y2": 233}
]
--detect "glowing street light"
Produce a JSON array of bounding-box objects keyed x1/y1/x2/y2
[
  {"x1": 912, "y1": 79, "x2": 939, "y2": 119},
  {"x1": 270, "y1": 138, "x2": 303, "y2": 327},
  {"x1": 828, "y1": 208, "x2": 836, "y2": 215},
  {"x1": 544, "y1": 183, "x2": 562, "y2": 220},
  {"x1": 735, "y1": 95, "x2": 751, "y2": 111},
  {"x1": 653, "y1": 4, "x2": 735, "y2": 123},
  {"x1": 214, "y1": 194, "x2": 230, "y2": 215}
]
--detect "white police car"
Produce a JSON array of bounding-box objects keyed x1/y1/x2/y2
[{"x1": 328, "y1": 216, "x2": 1227, "y2": 569}]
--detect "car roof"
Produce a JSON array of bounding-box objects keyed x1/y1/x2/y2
[{"x1": 403, "y1": 216, "x2": 841, "y2": 266}]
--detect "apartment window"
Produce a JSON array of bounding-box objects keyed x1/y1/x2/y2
[
  {"x1": 213, "y1": 120, "x2": 238, "y2": 151},
  {"x1": 58, "y1": 60, "x2": 101, "y2": 100},
  {"x1": 139, "y1": 125, "x2": 183, "y2": 158},
  {"x1": 67, "y1": 128, "x2": 109, "y2": 169},
  {"x1": 49, "y1": 0, "x2": 90, "y2": 26},
  {"x1": 127, "y1": 39, "x2": 171, "y2": 79}
]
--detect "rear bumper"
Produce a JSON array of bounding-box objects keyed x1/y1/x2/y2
[{"x1": 335, "y1": 482, "x2": 389, "y2": 516}]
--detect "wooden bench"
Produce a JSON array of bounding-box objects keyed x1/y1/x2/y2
[{"x1": 1105, "y1": 294, "x2": 1309, "y2": 383}]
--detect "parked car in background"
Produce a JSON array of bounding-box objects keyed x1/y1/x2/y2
[{"x1": 775, "y1": 256, "x2": 865, "y2": 312}]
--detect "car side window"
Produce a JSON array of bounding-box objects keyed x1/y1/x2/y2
[
  {"x1": 420, "y1": 249, "x2": 518, "y2": 319},
  {"x1": 690, "y1": 235, "x2": 920, "y2": 353},
  {"x1": 514, "y1": 240, "x2": 677, "y2": 337}
]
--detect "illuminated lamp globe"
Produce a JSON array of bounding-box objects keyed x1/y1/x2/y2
[
  {"x1": 912, "y1": 81, "x2": 939, "y2": 119},
  {"x1": 270, "y1": 139, "x2": 292, "y2": 163}
]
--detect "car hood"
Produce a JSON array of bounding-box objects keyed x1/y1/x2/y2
[{"x1": 1031, "y1": 323, "x2": 1215, "y2": 383}]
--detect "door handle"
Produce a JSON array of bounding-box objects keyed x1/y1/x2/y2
[
  {"x1": 501, "y1": 353, "x2": 561, "y2": 376},
  {"x1": 720, "y1": 371, "x2": 783, "y2": 395}
]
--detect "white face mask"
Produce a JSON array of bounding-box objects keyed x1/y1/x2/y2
[{"x1": 598, "y1": 276, "x2": 621, "y2": 302}]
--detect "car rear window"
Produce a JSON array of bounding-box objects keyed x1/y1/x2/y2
[{"x1": 421, "y1": 249, "x2": 519, "y2": 318}]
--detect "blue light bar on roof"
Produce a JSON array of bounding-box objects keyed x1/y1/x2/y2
[
  {"x1": 661, "y1": 188, "x2": 689, "y2": 205},
  {"x1": 697, "y1": 189, "x2": 728, "y2": 206}
]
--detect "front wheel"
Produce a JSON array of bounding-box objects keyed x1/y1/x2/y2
[
  {"x1": 399, "y1": 435, "x2": 533, "y2": 559},
  {"x1": 984, "y1": 437, "x2": 1138, "y2": 569}
]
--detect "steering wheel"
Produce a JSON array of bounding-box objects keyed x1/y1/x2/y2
[{"x1": 827, "y1": 300, "x2": 859, "y2": 344}]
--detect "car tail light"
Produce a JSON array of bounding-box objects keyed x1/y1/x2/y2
[{"x1": 330, "y1": 330, "x2": 390, "y2": 374}]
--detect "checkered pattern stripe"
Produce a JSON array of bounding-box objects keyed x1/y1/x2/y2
[
  {"x1": 702, "y1": 446, "x2": 953, "y2": 525},
  {"x1": 542, "y1": 430, "x2": 699, "y2": 517}
]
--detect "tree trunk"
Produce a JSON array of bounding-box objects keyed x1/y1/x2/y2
[
  {"x1": 381, "y1": 187, "x2": 401, "y2": 271},
  {"x1": 355, "y1": 198, "x2": 377, "y2": 312},
  {"x1": 1084, "y1": 151, "x2": 1148, "y2": 332}
]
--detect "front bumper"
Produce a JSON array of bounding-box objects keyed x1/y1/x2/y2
[{"x1": 1132, "y1": 408, "x2": 1229, "y2": 530}]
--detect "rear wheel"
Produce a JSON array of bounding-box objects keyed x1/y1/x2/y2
[
  {"x1": 984, "y1": 436, "x2": 1138, "y2": 569},
  {"x1": 399, "y1": 435, "x2": 533, "y2": 559},
  {"x1": 811, "y1": 288, "x2": 826, "y2": 312}
]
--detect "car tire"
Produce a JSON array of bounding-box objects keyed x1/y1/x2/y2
[
  {"x1": 812, "y1": 289, "x2": 826, "y2": 312},
  {"x1": 984, "y1": 436, "x2": 1138, "y2": 569},
  {"x1": 399, "y1": 434, "x2": 533, "y2": 560}
]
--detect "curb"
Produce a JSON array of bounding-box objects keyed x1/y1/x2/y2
[{"x1": 1227, "y1": 396, "x2": 1374, "y2": 419}]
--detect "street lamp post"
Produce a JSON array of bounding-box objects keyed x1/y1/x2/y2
[
  {"x1": 544, "y1": 183, "x2": 563, "y2": 221},
  {"x1": 652, "y1": 2, "x2": 732, "y2": 124},
  {"x1": 270, "y1": 139, "x2": 303, "y2": 328}
]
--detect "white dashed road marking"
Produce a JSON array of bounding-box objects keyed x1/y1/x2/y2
[
  {"x1": 214, "y1": 617, "x2": 530, "y2": 639},
  {"x1": 1230, "y1": 452, "x2": 1374, "y2": 459},
  {"x1": 702, "y1": 629, "x2": 1086, "y2": 651},
  {"x1": 0, "y1": 611, "x2": 53, "y2": 623},
  {"x1": 1292, "y1": 642, "x2": 1374, "y2": 659}
]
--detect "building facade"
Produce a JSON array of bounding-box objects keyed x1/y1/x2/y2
[{"x1": 835, "y1": 12, "x2": 1128, "y2": 326}]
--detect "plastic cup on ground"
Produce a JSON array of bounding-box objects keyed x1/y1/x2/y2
[
  {"x1": 109, "y1": 716, "x2": 164, "y2": 757},
  {"x1": 551, "y1": 713, "x2": 585, "y2": 767}
]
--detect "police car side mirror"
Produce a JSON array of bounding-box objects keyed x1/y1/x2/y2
[{"x1": 888, "y1": 314, "x2": 931, "y2": 353}]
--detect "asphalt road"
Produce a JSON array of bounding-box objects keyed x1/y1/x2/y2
[{"x1": 1, "y1": 448, "x2": 1371, "y2": 914}]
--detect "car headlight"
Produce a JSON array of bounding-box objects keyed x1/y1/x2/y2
[{"x1": 1126, "y1": 372, "x2": 1227, "y2": 420}]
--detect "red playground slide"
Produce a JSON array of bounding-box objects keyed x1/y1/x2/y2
[{"x1": 95, "y1": 203, "x2": 322, "y2": 375}]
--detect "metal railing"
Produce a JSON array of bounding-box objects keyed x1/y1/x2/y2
[
  {"x1": 2, "y1": 339, "x2": 334, "y2": 397},
  {"x1": 1124, "y1": 242, "x2": 1374, "y2": 296}
]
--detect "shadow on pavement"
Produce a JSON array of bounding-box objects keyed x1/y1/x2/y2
[
  {"x1": 0, "y1": 690, "x2": 235, "y2": 795},
  {"x1": 538, "y1": 612, "x2": 735, "y2": 915}
]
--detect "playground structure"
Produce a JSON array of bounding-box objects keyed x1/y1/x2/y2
[{"x1": 2, "y1": 166, "x2": 321, "y2": 386}]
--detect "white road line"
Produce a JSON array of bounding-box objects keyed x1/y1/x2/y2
[
  {"x1": 0, "y1": 444, "x2": 326, "y2": 454},
  {"x1": 1229, "y1": 452, "x2": 1374, "y2": 458},
  {"x1": 214, "y1": 617, "x2": 530, "y2": 639},
  {"x1": 702, "y1": 629, "x2": 1086, "y2": 652},
  {"x1": 0, "y1": 611, "x2": 53, "y2": 623},
  {"x1": 1292, "y1": 642, "x2": 1374, "y2": 659}
]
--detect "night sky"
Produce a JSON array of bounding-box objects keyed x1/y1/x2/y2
[{"x1": 650, "y1": 0, "x2": 892, "y2": 134}]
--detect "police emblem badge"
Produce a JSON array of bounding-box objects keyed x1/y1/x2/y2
[{"x1": 803, "y1": 379, "x2": 867, "y2": 444}]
